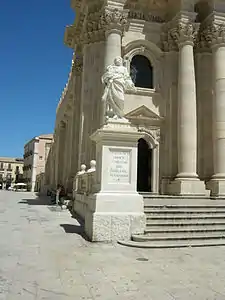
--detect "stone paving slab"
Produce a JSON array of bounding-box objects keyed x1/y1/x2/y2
[{"x1": 1, "y1": 191, "x2": 225, "y2": 299}]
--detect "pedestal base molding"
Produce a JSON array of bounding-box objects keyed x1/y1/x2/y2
[
  {"x1": 85, "y1": 193, "x2": 145, "y2": 242},
  {"x1": 208, "y1": 179, "x2": 225, "y2": 197},
  {"x1": 169, "y1": 179, "x2": 206, "y2": 196}
]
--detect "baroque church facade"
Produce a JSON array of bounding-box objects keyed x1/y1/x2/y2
[{"x1": 46, "y1": 0, "x2": 225, "y2": 199}]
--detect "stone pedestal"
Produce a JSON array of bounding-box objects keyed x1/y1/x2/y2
[
  {"x1": 208, "y1": 180, "x2": 225, "y2": 197},
  {"x1": 85, "y1": 118, "x2": 146, "y2": 242},
  {"x1": 169, "y1": 179, "x2": 206, "y2": 196}
]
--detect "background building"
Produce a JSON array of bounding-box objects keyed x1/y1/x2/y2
[
  {"x1": 0, "y1": 157, "x2": 24, "y2": 189},
  {"x1": 23, "y1": 134, "x2": 53, "y2": 192}
]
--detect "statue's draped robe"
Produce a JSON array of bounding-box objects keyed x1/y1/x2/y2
[{"x1": 102, "y1": 65, "x2": 134, "y2": 118}]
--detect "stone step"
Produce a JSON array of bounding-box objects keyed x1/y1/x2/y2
[
  {"x1": 144, "y1": 209, "x2": 225, "y2": 214},
  {"x1": 145, "y1": 226, "x2": 225, "y2": 233},
  {"x1": 146, "y1": 214, "x2": 225, "y2": 219},
  {"x1": 144, "y1": 206, "x2": 225, "y2": 211},
  {"x1": 118, "y1": 239, "x2": 225, "y2": 249},
  {"x1": 146, "y1": 219, "x2": 225, "y2": 226},
  {"x1": 136, "y1": 199, "x2": 225, "y2": 248},
  {"x1": 143, "y1": 198, "x2": 225, "y2": 206},
  {"x1": 132, "y1": 232, "x2": 225, "y2": 242}
]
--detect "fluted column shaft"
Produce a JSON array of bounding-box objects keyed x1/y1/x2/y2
[
  {"x1": 212, "y1": 44, "x2": 225, "y2": 178},
  {"x1": 72, "y1": 54, "x2": 83, "y2": 173},
  {"x1": 168, "y1": 15, "x2": 205, "y2": 195},
  {"x1": 177, "y1": 41, "x2": 198, "y2": 178},
  {"x1": 169, "y1": 20, "x2": 199, "y2": 179},
  {"x1": 205, "y1": 18, "x2": 225, "y2": 196}
]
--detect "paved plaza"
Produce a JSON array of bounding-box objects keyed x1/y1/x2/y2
[{"x1": 0, "y1": 191, "x2": 225, "y2": 299}]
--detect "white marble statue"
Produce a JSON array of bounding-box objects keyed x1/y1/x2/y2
[{"x1": 102, "y1": 56, "x2": 136, "y2": 119}]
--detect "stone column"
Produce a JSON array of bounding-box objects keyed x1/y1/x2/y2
[
  {"x1": 169, "y1": 18, "x2": 205, "y2": 195},
  {"x1": 195, "y1": 48, "x2": 213, "y2": 182},
  {"x1": 100, "y1": 8, "x2": 127, "y2": 123},
  {"x1": 160, "y1": 30, "x2": 179, "y2": 193},
  {"x1": 72, "y1": 54, "x2": 84, "y2": 170},
  {"x1": 105, "y1": 29, "x2": 122, "y2": 68},
  {"x1": 208, "y1": 21, "x2": 225, "y2": 196},
  {"x1": 102, "y1": 8, "x2": 127, "y2": 68}
]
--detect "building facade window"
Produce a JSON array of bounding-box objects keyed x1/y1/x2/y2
[
  {"x1": 0, "y1": 163, "x2": 4, "y2": 170},
  {"x1": 130, "y1": 55, "x2": 153, "y2": 89}
]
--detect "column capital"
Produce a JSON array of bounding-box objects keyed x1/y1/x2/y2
[
  {"x1": 196, "y1": 23, "x2": 225, "y2": 51},
  {"x1": 207, "y1": 22, "x2": 225, "y2": 48},
  {"x1": 100, "y1": 8, "x2": 128, "y2": 35},
  {"x1": 170, "y1": 21, "x2": 198, "y2": 48},
  {"x1": 161, "y1": 20, "x2": 198, "y2": 52},
  {"x1": 196, "y1": 13, "x2": 225, "y2": 50}
]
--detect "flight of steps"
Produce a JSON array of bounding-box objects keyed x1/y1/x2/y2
[{"x1": 119, "y1": 196, "x2": 225, "y2": 248}]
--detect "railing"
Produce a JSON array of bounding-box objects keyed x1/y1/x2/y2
[
  {"x1": 72, "y1": 160, "x2": 97, "y2": 220},
  {"x1": 73, "y1": 160, "x2": 97, "y2": 197}
]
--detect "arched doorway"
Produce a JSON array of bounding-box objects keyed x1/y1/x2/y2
[{"x1": 137, "y1": 138, "x2": 152, "y2": 192}]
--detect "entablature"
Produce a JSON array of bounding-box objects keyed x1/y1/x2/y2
[{"x1": 65, "y1": 0, "x2": 170, "y2": 48}]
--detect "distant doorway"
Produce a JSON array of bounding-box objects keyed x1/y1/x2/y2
[{"x1": 137, "y1": 138, "x2": 152, "y2": 192}]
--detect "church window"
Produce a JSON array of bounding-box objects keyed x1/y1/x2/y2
[{"x1": 130, "y1": 55, "x2": 153, "y2": 89}]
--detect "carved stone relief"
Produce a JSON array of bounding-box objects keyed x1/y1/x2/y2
[
  {"x1": 100, "y1": 8, "x2": 128, "y2": 29},
  {"x1": 84, "y1": 8, "x2": 128, "y2": 44},
  {"x1": 197, "y1": 21, "x2": 225, "y2": 50},
  {"x1": 73, "y1": 56, "x2": 83, "y2": 75},
  {"x1": 138, "y1": 126, "x2": 161, "y2": 146},
  {"x1": 161, "y1": 21, "x2": 199, "y2": 52}
]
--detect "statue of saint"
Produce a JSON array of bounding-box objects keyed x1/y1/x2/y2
[{"x1": 102, "y1": 56, "x2": 136, "y2": 119}]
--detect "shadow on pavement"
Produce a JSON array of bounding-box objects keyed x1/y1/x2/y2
[
  {"x1": 18, "y1": 197, "x2": 51, "y2": 206},
  {"x1": 60, "y1": 214, "x2": 89, "y2": 241}
]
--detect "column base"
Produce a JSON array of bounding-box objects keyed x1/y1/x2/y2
[
  {"x1": 208, "y1": 179, "x2": 225, "y2": 197},
  {"x1": 84, "y1": 193, "x2": 146, "y2": 242},
  {"x1": 161, "y1": 177, "x2": 172, "y2": 195},
  {"x1": 169, "y1": 178, "x2": 206, "y2": 196}
]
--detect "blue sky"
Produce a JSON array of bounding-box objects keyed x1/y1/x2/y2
[{"x1": 0, "y1": 1, "x2": 74, "y2": 157}]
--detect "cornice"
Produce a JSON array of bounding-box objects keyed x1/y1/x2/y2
[{"x1": 65, "y1": 1, "x2": 170, "y2": 48}]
